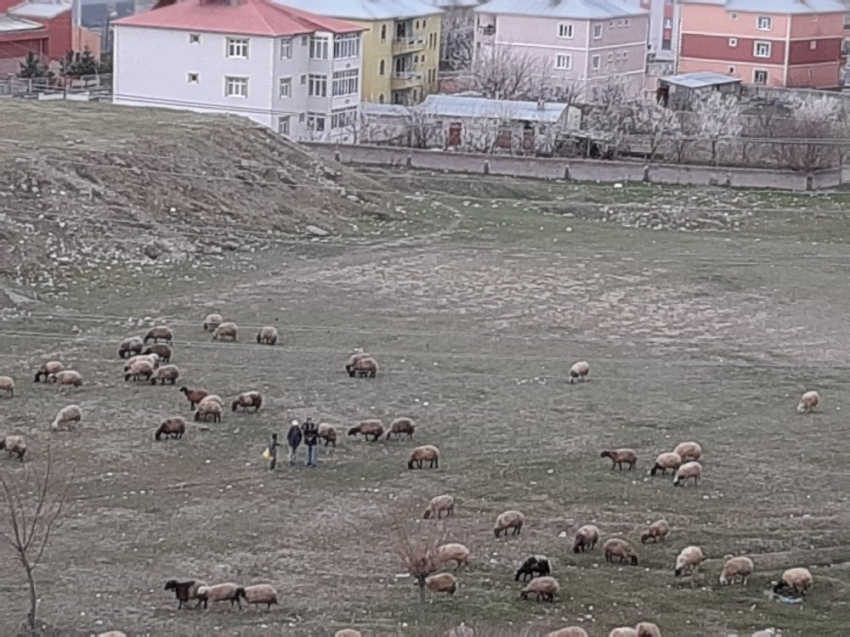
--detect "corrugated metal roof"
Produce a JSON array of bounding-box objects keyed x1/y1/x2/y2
[
  {"x1": 418, "y1": 94, "x2": 573, "y2": 122},
  {"x1": 11, "y1": 0, "x2": 72, "y2": 19},
  {"x1": 474, "y1": 0, "x2": 648, "y2": 19},
  {"x1": 362, "y1": 103, "x2": 411, "y2": 117},
  {"x1": 0, "y1": 13, "x2": 44, "y2": 31},
  {"x1": 272, "y1": 0, "x2": 442, "y2": 21},
  {"x1": 684, "y1": 0, "x2": 845, "y2": 13},
  {"x1": 422, "y1": 0, "x2": 480, "y2": 7},
  {"x1": 660, "y1": 71, "x2": 742, "y2": 89}
]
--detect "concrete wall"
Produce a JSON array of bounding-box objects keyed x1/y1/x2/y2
[{"x1": 304, "y1": 142, "x2": 842, "y2": 191}]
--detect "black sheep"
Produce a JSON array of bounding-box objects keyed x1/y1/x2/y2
[
  {"x1": 164, "y1": 579, "x2": 203, "y2": 610},
  {"x1": 514, "y1": 556, "x2": 551, "y2": 582}
]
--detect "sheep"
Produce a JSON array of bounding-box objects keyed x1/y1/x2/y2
[
  {"x1": 194, "y1": 397, "x2": 222, "y2": 423},
  {"x1": 317, "y1": 423, "x2": 337, "y2": 447},
  {"x1": 236, "y1": 584, "x2": 278, "y2": 609},
  {"x1": 673, "y1": 461, "x2": 702, "y2": 487},
  {"x1": 424, "y1": 572, "x2": 457, "y2": 597},
  {"x1": 34, "y1": 360, "x2": 64, "y2": 382},
  {"x1": 515, "y1": 555, "x2": 551, "y2": 582},
  {"x1": 436, "y1": 543, "x2": 471, "y2": 570},
  {"x1": 600, "y1": 448, "x2": 637, "y2": 471},
  {"x1": 96, "y1": 632, "x2": 127, "y2": 637},
  {"x1": 603, "y1": 538, "x2": 638, "y2": 565},
  {"x1": 650, "y1": 452, "x2": 682, "y2": 477},
  {"x1": 143, "y1": 326, "x2": 173, "y2": 344},
  {"x1": 49, "y1": 370, "x2": 83, "y2": 387},
  {"x1": 423, "y1": 494, "x2": 454, "y2": 520},
  {"x1": 164, "y1": 579, "x2": 207, "y2": 610},
  {"x1": 719, "y1": 556, "x2": 754, "y2": 586},
  {"x1": 256, "y1": 326, "x2": 278, "y2": 346},
  {"x1": 124, "y1": 359, "x2": 155, "y2": 382},
  {"x1": 349, "y1": 355, "x2": 378, "y2": 378},
  {"x1": 751, "y1": 630, "x2": 777, "y2": 637},
  {"x1": 118, "y1": 336, "x2": 144, "y2": 359},
  {"x1": 572, "y1": 524, "x2": 600, "y2": 553},
  {"x1": 203, "y1": 313, "x2": 223, "y2": 332},
  {"x1": 334, "y1": 631, "x2": 362, "y2": 637},
  {"x1": 674, "y1": 545, "x2": 704, "y2": 577},
  {"x1": 609, "y1": 629, "x2": 638, "y2": 637},
  {"x1": 345, "y1": 352, "x2": 371, "y2": 374},
  {"x1": 180, "y1": 386, "x2": 209, "y2": 409},
  {"x1": 569, "y1": 360, "x2": 590, "y2": 384},
  {"x1": 0, "y1": 435, "x2": 26, "y2": 461},
  {"x1": 200, "y1": 394, "x2": 224, "y2": 407},
  {"x1": 142, "y1": 344, "x2": 172, "y2": 363},
  {"x1": 51, "y1": 404, "x2": 82, "y2": 431},
  {"x1": 124, "y1": 354, "x2": 159, "y2": 372},
  {"x1": 636, "y1": 622, "x2": 662, "y2": 637},
  {"x1": 520, "y1": 575, "x2": 559, "y2": 602},
  {"x1": 640, "y1": 519, "x2": 670, "y2": 544},
  {"x1": 347, "y1": 420, "x2": 384, "y2": 441},
  {"x1": 673, "y1": 441, "x2": 702, "y2": 462},
  {"x1": 407, "y1": 444, "x2": 440, "y2": 469},
  {"x1": 195, "y1": 583, "x2": 242, "y2": 610},
  {"x1": 212, "y1": 322, "x2": 238, "y2": 342},
  {"x1": 386, "y1": 417, "x2": 415, "y2": 440},
  {"x1": 493, "y1": 509, "x2": 524, "y2": 538},
  {"x1": 0, "y1": 376, "x2": 14, "y2": 397},
  {"x1": 150, "y1": 364, "x2": 180, "y2": 385},
  {"x1": 773, "y1": 567, "x2": 813, "y2": 597},
  {"x1": 547, "y1": 628, "x2": 589, "y2": 637},
  {"x1": 797, "y1": 390, "x2": 819, "y2": 414},
  {"x1": 231, "y1": 391, "x2": 262, "y2": 412},
  {"x1": 155, "y1": 417, "x2": 186, "y2": 441}
]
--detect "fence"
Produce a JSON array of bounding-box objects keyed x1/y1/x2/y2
[
  {"x1": 304, "y1": 143, "x2": 842, "y2": 191},
  {"x1": 0, "y1": 74, "x2": 112, "y2": 100}
]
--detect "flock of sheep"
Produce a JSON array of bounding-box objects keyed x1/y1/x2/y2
[{"x1": 0, "y1": 314, "x2": 824, "y2": 637}]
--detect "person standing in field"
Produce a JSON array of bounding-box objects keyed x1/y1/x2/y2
[
  {"x1": 302, "y1": 417, "x2": 319, "y2": 468},
  {"x1": 268, "y1": 433, "x2": 281, "y2": 471},
  {"x1": 287, "y1": 420, "x2": 302, "y2": 466}
]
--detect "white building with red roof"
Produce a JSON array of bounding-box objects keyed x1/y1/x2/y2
[{"x1": 113, "y1": 0, "x2": 365, "y2": 141}]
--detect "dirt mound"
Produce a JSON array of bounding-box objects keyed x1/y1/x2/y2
[{"x1": 0, "y1": 101, "x2": 388, "y2": 282}]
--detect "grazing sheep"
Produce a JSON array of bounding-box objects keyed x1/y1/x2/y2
[
  {"x1": 143, "y1": 326, "x2": 173, "y2": 344},
  {"x1": 347, "y1": 420, "x2": 384, "y2": 441},
  {"x1": 520, "y1": 575, "x2": 559, "y2": 602},
  {"x1": 720, "y1": 556, "x2": 754, "y2": 586},
  {"x1": 386, "y1": 417, "x2": 415, "y2": 440},
  {"x1": 203, "y1": 313, "x2": 223, "y2": 332},
  {"x1": 797, "y1": 390, "x2": 819, "y2": 414},
  {"x1": 437, "y1": 543, "x2": 471, "y2": 570},
  {"x1": 34, "y1": 360, "x2": 65, "y2": 383},
  {"x1": 237, "y1": 584, "x2": 278, "y2": 609},
  {"x1": 650, "y1": 452, "x2": 682, "y2": 476},
  {"x1": 335, "y1": 631, "x2": 362, "y2": 637},
  {"x1": 407, "y1": 445, "x2": 440, "y2": 469},
  {"x1": 773, "y1": 567, "x2": 813, "y2": 597},
  {"x1": 603, "y1": 538, "x2": 638, "y2": 565},
  {"x1": 96, "y1": 632, "x2": 127, "y2": 637},
  {"x1": 674, "y1": 546, "x2": 704, "y2": 577},
  {"x1": 155, "y1": 417, "x2": 186, "y2": 441},
  {"x1": 164, "y1": 579, "x2": 207, "y2": 610},
  {"x1": 425, "y1": 572, "x2": 458, "y2": 597},
  {"x1": 49, "y1": 370, "x2": 83, "y2": 387},
  {"x1": 345, "y1": 352, "x2": 371, "y2": 374},
  {"x1": 51, "y1": 404, "x2": 82, "y2": 431},
  {"x1": 142, "y1": 344, "x2": 172, "y2": 363},
  {"x1": 636, "y1": 622, "x2": 662, "y2": 637},
  {"x1": 601, "y1": 448, "x2": 637, "y2": 471},
  {"x1": 195, "y1": 583, "x2": 242, "y2": 610},
  {"x1": 212, "y1": 322, "x2": 238, "y2": 342},
  {"x1": 150, "y1": 364, "x2": 180, "y2": 385},
  {"x1": 673, "y1": 441, "x2": 702, "y2": 462},
  {"x1": 494, "y1": 509, "x2": 525, "y2": 538},
  {"x1": 256, "y1": 326, "x2": 278, "y2": 346},
  {"x1": 118, "y1": 336, "x2": 144, "y2": 359},
  {"x1": 180, "y1": 387, "x2": 209, "y2": 409},
  {"x1": 0, "y1": 435, "x2": 26, "y2": 461},
  {"x1": 231, "y1": 391, "x2": 262, "y2": 412},
  {"x1": 609, "y1": 629, "x2": 638, "y2": 637},
  {"x1": 124, "y1": 354, "x2": 159, "y2": 372},
  {"x1": 0, "y1": 375, "x2": 14, "y2": 397},
  {"x1": 548, "y1": 629, "x2": 589, "y2": 637},
  {"x1": 640, "y1": 519, "x2": 670, "y2": 544},
  {"x1": 124, "y1": 360, "x2": 155, "y2": 382},
  {"x1": 349, "y1": 355, "x2": 378, "y2": 378},
  {"x1": 423, "y1": 494, "x2": 454, "y2": 520},
  {"x1": 317, "y1": 423, "x2": 337, "y2": 447},
  {"x1": 200, "y1": 394, "x2": 224, "y2": 406},
  {"x1": 573, "y1": 524, "x2": 600, "y2": 553},
  {"x1": 515, "y1": 555, "x2": 551, "y2": 582},
  {"x1": 751, "y1": 630, "x2": 776, "y2": 637},
  {"x1": 194, "y1": 397, "x2": 222, "y2": 423},
  {"x1": 569, "y1": 360, "x2": 590, "y2": 384},
  {"x1": 673, "y1": 461, "x2": 702, "y2": 487}
]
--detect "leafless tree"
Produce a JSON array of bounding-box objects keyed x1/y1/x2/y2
[
  {"x1": 693, "y1": 91, "x2": 742, "y2": 165},
  {"x1": 440, "y1": 7, "x2": 475, "y2": 71},
  {"x1": 406, "y1": 106, "x2": 441, "y2": 149},
  {"x1": 0, "y1": 448, "x2": 72, "y2": 633},
  {"x1": 632, "y1": 98, "x2": 682, "y2": 162},
  {"x1": 765, "y1": 94, "x2": 846, "y2": 171},
  {"x1": 471, "y1": 45, "x2": 539, "y2": 100},
  {"x1": 582, "y1": 77, "x2": 637, "y2": 157}
]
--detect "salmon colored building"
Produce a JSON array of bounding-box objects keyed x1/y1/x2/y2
[{"x1": 677, "y1": 0, "x2": 846, "y2": 89}]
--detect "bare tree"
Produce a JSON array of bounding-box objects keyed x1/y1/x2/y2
[
  {"x1": 406, "y1": 106, "x2": 441, "y2": 149},
  {"x1": 693, "y1": 91, "x2": 742, "y2": 165},
  {"x1": 767, "y1": 94, "x2": 846, "y2": 171},
  {"x1": 441, "y1": 7, "x2": 475, "y2": 71},
  {"x1": 0, "y1": 448, "x2": 72, "y2": 633},
  {"x1": 471, "y1": 45, "x2": 539, "y2": 100},
  {"x1": 632, "y1": 98, "x2": 681, "y2": 162},
  {"x1": 582, "y1": 78, "x2": 636, "y2": 157}
]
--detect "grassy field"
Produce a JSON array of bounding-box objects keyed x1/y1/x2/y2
[{"x1": 1, "y1": 175, "x2": 850, "y2": 637}]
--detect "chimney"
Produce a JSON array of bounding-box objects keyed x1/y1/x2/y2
[{"x1": 537, "y1": 99, "x2": 545, "y2": 110}]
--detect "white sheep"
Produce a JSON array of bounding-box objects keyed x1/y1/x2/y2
[
  {"x1": 194, "y1": 396, "x2": 222, "y2": 423},
  {"x1": 195, "y1": 583, "x2": 242, "y2": 610},
  {"x1": 640, "y1": 519, "x2": 669, "y2": 544},
  {"x1": 34, "y1": 360, "x2": 65, "y2": 382},
  {"x1": 203, "y1": 313, "x2": 223, "y2": 332},
  {"x1": 423, "y1": 494, "x2": 455, "y2": 520},
  {"x1": 237, "y1": 584, "x2": 278, "y2": 609},
  {"x1": 797, "y1": 390, "x2": 819, "y2": 414},
  {"x1": 673, "y1": 461, "x2": 702, "y2": 487},
  {"x1": 51, "y1": 404, "x2": 82, "y2": 431},
  {"x1": 334, "y1": 631, "x2": 362, "y2": 637},
  {"x1": 436, "y1": 543, "x2": 470, "y2": 570},
  {"x1": 0, "y1": 434, "x2": 27, "y2": 461},
  {"x1": 674, "y1": 545, "x2": 704, "y2": 577},
  {"x1": 636, "y1": 622, "x2": 662, "y2": 637},
  {"x1": 0, "y1": 375, "x2": 14, "y2": 397},
  {"x1": 124, "y1": 359, "x2": 154, "y2": 382},
  {"x1": 150, "y1": 364, "x2": 180, "y2": 385},
  {"x1": 256, "y1": 326, "x2": 278, "y2": 345},
  {"x1": 719, "y1": 556, "x2": 754, "y2": 586},
  {"x1": 49, "y1": 370, "x2": 83, "y2": 387},
  {"x1": 572, "y1": 524, "x2": 600, "y2": 553},
  {"x1": 212, "y1": 322, "x2": 238, "y2": 342},
  {"x1": 520, "y1": 575, "x2": 559, "y2": 602},
  {"x1": 773, "y1": 567, "x2": 813, "y2": 596},
  {"x1": 494, "y1": 509, "x2": 524, "y2": 537},
  {"x1": 650, "y1": 452, "x2": 681, "y2": 476},
  {"x1": 569, "y1": 360, "x2": 589, "y2": 383},
  {"x1": 547, "y1": 628, "x2": 589, "y2": 637},
  {"x1": 673, "y1": 441, "x2": 702, "y2": 462}
]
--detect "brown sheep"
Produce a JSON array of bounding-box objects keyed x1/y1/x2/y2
[
  {"x1": 0, "y1": 376, "x2": 14, "y2": 397},
  {"x1": 334, "y1": 631, "x2": 362, "y2": 637},
  {"x1": 547, "y1": 628, "x2": 589, "y2": 637},
  {"x1": 347, "y1": 420, "x2": 384, "y2": 441},
  {"x1": 34, "y1": 360, "x2": 65, "y2": 382},
  {"x1": 317, "y1": 423, "x2": 337, "y2": 447},
  {"x1": 155, "y1": 417, "x2": 186, "y2": 441},
  {"x1": 636, "y1": 623, "x2": 662, "y2": 637},
  {"x1": 203, "y1": 313, "x2": 223, "y2": 332},
  {"x1": 124, "y1": 354, "x2": 159, "y2": 372},
  {"x1": 349, "y1": 355, "x2": 378, "y2": 378},
  {"x1": 424, "y1": 572, "x2": 457, "y2": 597},
  {"x1": 236, "y1": 584, "x2": 278, "y2": 609},
  {"x1": 407, "y1": 445, "x2": 439, "y2": 469},
  {"x1": 195, "y1": 583, "x2": 242, "y2": 610},
  {"x1": 212, "y1": 322, "x2": 238, "y2": 342},
  {"x1": 386, "y1": 417, "x2": 415, "y2": 440},
  {"x1": 720, "y1": 556, "x2": 754, "y2": 586},
  {"x1": 194, "y1": 397, "x2": 222, "y2": 423},
  {"x1": 0, "y1": 435, "x2": 27, "y2": 461},
  {"x1": 773, "y1": 567, "x2": 813, "y2": 596},
  {"x1": 601, "y1": 448, "x2": 637, "y2": 471},
  {"x1": 231, "y1": 391, "x2": 262, "y2": 412},
  {"x1": 494, "y1": 509, "x2": 524, "y2": 538},
  {"x1": 603, "y1": 538, "x2": 638, "y2": 565},
  {"x1": 142, "y1": 344, "x2": 172, "y2": 363},
  {"x1": 49, "y1": 370, "x2": 83, "y2": 387},
  {"x1": 118, "y1": 336, "x2": 144, "y2": 359},
  {"x1": 650, "y1": 452, "x2": 682, "y2": 476},
  {"x1": 150, "y1": 364, "x2": 180, "y2": 385},
  {"x1": 436, "y1": 543, "x2": 470, "y2": 570},
  {"x1": 344, "y1": 352, "x2": 371, "y2": 374},
  {"x1": 124, "y1": 359, "x2": 154, "y2": 382},
  {"x1": 569, "y1": 360, "x2": 590, "y2": 384},
  {"x1": 520, "y1": 576, "x2": 559, "y2": 602},
  {"x1": 423, "y1": 494, "x2": 454, "y2": 520},
  {"x1": 797, "y1": 390, "x2": 819, "y2": 414},
  {"x1": 256, "y1": 326, "x2": 278, "y2": 345},
  {"x1": 573, "y1": 524, "x2": 600, "y2": 553},
  {"x1": 180, "y1": 386, "x2": 209, "y2": 409},
  {"x1": 673, "y1": 441, "x2": 702, "y2": 462},
  {"x1": 143, "y1": 326, "x2": 173, "y2": 344},
  {"x1": 673, "y1": 461, "x2": 702, "y2": 487},
  {"x1": 640, "y1": 519, "x2": 669, "y2": 544}
]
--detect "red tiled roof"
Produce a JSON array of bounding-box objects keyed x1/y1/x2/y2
[{"x1": 114, "y1": 0, "x2": 365, "y2": 37}]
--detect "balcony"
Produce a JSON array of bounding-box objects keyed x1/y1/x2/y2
[
  {"x1": 392, "y1": 35, "x2": 427, "y2": 55},
  {"x1": 391, "y1": 70, "x2": 423, "y2": 90},
  {"x1": 477, "y1": 24, "x2": 495, "y2": 36}
]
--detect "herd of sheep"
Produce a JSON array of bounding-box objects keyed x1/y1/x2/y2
[{"x1": 0, "y1": 313, "x2": 825, "y2": 637}]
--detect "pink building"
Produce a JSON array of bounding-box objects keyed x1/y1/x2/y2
[
  {"x1": 678, "y1": 0, "x2": 846, "y2": 89},
  {"x1": 472, "y1": 0, "x2": 650, "y2": 101}
]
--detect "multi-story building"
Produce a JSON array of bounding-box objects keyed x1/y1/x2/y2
[
  {"x1": 633, "y1": 0, "x2": 679, "y2": 61},
  {"x1": 472, "y1": 0, "x2": 650, "y2": 100},
  {"x1": 113, "y1": 0, "x2": 365, "y2": 141},
  {"x1": 677, "y1": 0, "x2": 847, "y2": 89},
  {"x1": 276, "y1": 0, "x2": 442, "y2": 105}
]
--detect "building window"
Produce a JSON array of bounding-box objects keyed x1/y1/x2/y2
[
  {"x1": 332, "y1": 69, "x2": 359, "y2": 96},
  {"x1": 558, "y1": 23, "x2": 574, "y2": 38},
  {"x1": 280, "y1": 38, "x2": 292, "y2": 59},
  {"x1": 754, "y1": 41, "x2": 771, "y2": 58},
  {"x1": 663, "y1": 18, "x2": 672, "y2": 28},
  {"x1": 300, "y1": 74, "x2": 306, "y2": 84},
  {"x1": 728, "y1": 65, "x2": 735, "y2": 73},
  {"x1": 728, "y1": 37, "x2": 737, "y2": 47},
  {"x1": 730, "y1": 12, "x2": 737, "y2": 19},
  {"x1": 279, "y1": 77, "x2": 291, "y2": 98},
  {"x1": 753, "y1": 69, "x2": 768, "y2": 85},
  {"x1": 225, "y1": 76, "x2": 248, "y2": 97},
  {"x1": 310, "y1": 36, "x2": 329, "y2": 59},
  {"x1": 379, "y1": 59, "x2": 385, "y2": 75},
  {"x1": 278, "y1": 116, "x2": 290, "y2": 136},
  {"x1": 415, "y1": 20, "x2": 419, "y2": 29},
  {"x1": 757, "y1": 15, "x2": 772, "y2": 30},
  {"x1": 609, "y1": 20, "x2": 614, "y2": 29},
  {"x1": 422, "y1": 19, "x2": 426, "y2": 28},
  {"x1": 379, "y1": 93, "x2": 384, "y2": 103},
  {"x1": 591, "y1": 54, "x2": 600, "y2": 70},
  {"x1": 810, "y1": 40, "x2": 817, "y2": 50},
  {"x1": 187, "y1": 72, "x2": 199, "y2": 83},
  {"x1": 661, "y1": 38, "x2": 671, "y2": 50},
  {"x1": 302, "y1": 36, "x2": 308, "y2": 46},
  {"x1": 623, "y1": 50, "x2": 628, "y2": 61},
  {"x1": 331, "y1": 106, "x2": 358, "y2": 129},
  {"x1": 308, "y1": 74, "x2": 327, "y2": 97},
  {"x1": 624, "y1": 19, "x2": 630, "y2": 26},
  {"x1": 334, "y1": 33, "x2": 360, "y2": 59},
  {"x1": 381, "y1": 24, "x2": 387, "y2": 41},
  {"x1": 226, "y1": 38, "x2": 249, "y2": 58},
  {"x1": 189, "y1": 33, "x2": 200, "y2": 44},
  {"x1": 555, "y1": 54, "x2": 571, "y2": 69},
  {"x1": 593, "y1": 24, "x2": 602, "y2": 38},
  {"x1": 307, "y1": 114, "x2": 326, "y2": 132},
  {"x1": 608, "y1": 52, "x2": 614, "y2": 63}
]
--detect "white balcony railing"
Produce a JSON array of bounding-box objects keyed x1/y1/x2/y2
[
  {"x1": 392, "y1": 71, "x2": 423, "y2": 80},
  {"x1": 393, "y1": 36, "x2": 426, "y2": 46}
]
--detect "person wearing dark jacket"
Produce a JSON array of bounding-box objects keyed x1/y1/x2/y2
[
  {"x1": 302, "y1": 418, "x2": 319, "y2": 467},
  {"x1": 287, "y1": 421, "x2": 302, "y2": 466}
]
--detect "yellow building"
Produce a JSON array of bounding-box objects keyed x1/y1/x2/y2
[{"x1": 281, "y1": 0, "x2": 442, "y2": 105}]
